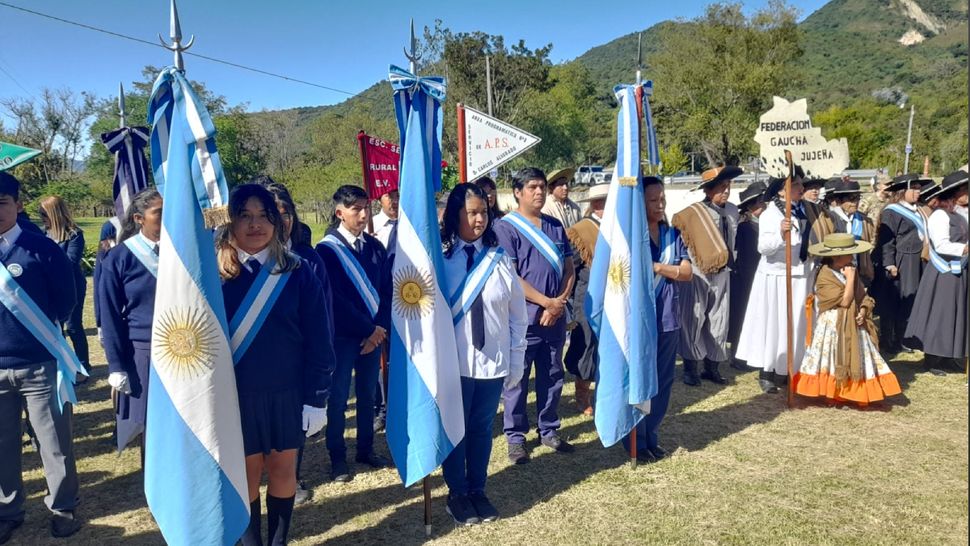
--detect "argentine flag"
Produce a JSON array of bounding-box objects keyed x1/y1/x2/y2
[
  {"x1": 145, "y1": 67, "x2": 249, "y2": 545},
  {"x1": 586, "y1": 84, "x2": 659, "y2": 447},
  {"x1": 385, "y1": 65, "x2": 464, "y2": 486}
]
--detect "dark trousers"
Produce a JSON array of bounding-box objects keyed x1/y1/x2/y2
[
  {"x1": 503, "y1": 329, "x2": 565, "y2": 444},
  {"x1": 624, "y1": 329, "x2": 678, "y2": 451},
  {"x1": 326, "y1": 341, "x2": 380, "y2": 462},
  {"x1": 63, "y1": 280, "x2": 89, "y2": 372},
  {"x1": 442, "y1": 376, "x2": 503, "y2": 496},
  {"x1": 0, "y1": 361, "x2": 79, "y2": 522}
]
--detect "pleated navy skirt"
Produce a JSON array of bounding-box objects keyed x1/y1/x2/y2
[{"x1": 238, "y1": 388, "x2": 304, "y2": 456}]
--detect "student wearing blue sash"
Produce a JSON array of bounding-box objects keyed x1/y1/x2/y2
[
  {"x1": 873, "y1": 174, "x2": 930, "y2": 354},
  {"x1": 315, "y1": 184, "x2": 392, "y2": 482},
  {"x1": 255, "y1": 176, "x2": 336, "y2": 506},
  {"x1": 98, "y1": 188, "x2": 162, "y2": 458},
  {"x1": 38, "y1": 196, "x2": 90, "y2": 378},
  {"x1": 906, "y1": 171, "x2": 969, "y2": 374},
  {"x1": 439, "y1": 184, "x2": 527, "y2": 525},
  {"x1": 494, "y1": 167, "x2": 576, "y2": 463},
  {"x1": 218, "y1": 184, "x2": 333, "y2": 546},
  {"x1": 0, "y1": 172, "x2": 82, "y2": 542},
  {"x1": 623, "y1": 177, "x2": 692, "y2": 462}
]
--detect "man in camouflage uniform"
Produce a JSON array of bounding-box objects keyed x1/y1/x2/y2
[{"x1": 859, "y1": 173, "x2": 890, "y2": 227}]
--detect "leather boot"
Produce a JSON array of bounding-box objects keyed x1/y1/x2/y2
[
  {"x1": 758, "y1": 370, "x2": 779, "y2": 394},
  {"x1": 682, "y1": 360, "x2": 701, "y2": 386},
  {"x1": 575, "y1": 380, "x2": 592, "y2": 415},
  {"x1": 701, "y1": 359, "x2": 728, "y2": 384}
]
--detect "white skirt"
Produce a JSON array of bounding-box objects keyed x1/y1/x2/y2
[{"x1": 735, "y1": 271, "x2": 811, "y2": 375}]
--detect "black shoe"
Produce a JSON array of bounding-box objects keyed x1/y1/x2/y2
[
  {"x1": 540, "y1": 434, "x2": 574, "y2": 453},
  {"x1": 373, "y1": 414, "x2": 386, "y2": 433},
  {"x1": 467, "y1": 492, "x2": 499, "y2": 522},
  {"x1": 330, "y1": 460, "x2": 352, "y2": 483},
  {"x1": 647, "y1": 445, "x2": 667, "y2": 460},
  {"x1": 0, "y1": 520, "x2": 22, "y2": 545},
  {"x1": 682, "y1": 360, "x2": 701, "y2": 386},
  {"x1": 507, "y1": 443, "x2": 529, "y2": 464},
  {"x1": 759, "y1": 379, "x2": 780, "y2": 393},
  {"x1": 634, "y1": 448, "x2": 656, "y2": 463},
  {"x1": 729, "y1": 358, "x2": 748, "y2": 371},
  {"x1": 445, "y1": 494, "x2": 480, "y2": 526},
  {"x1": 773, "y1": 374, "x2": 789, "y2": 387},
  {"x1": 924, "y1": 366, "x2": 947, "y2": 377},
  {"x1": 294, "y1": 481, "x2": 312, "y2": 506},
  {"x1": 50, "y1": 512, "x2": 82, "y2": 538},
  {"x1": 700, "y1": 360, "x2": 728, "y2": 384},
  {"x1": 355, "y1": 452, "x2": 390, "y2": 468}
]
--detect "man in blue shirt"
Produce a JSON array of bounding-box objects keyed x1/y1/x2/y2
[
  {"x1": 494, "y1": 168, "x2": 576, "y2": 464},
  {"x1": 0, "y1": 172, "x2": 82, "y2": 542}
]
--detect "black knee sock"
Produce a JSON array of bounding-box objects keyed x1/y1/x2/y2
[
  {"x1": 240, "y1": 498, "x2": 262, "y2": 546},
  {"x1": 266, "y1": 494, "x2": 295, "y2": 546}
]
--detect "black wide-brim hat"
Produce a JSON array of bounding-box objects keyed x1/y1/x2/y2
[
  {"x1": 829, "y1": 179, "x2": 862, "y2": 196},
  {"x1": 803, "y1": 178, "x2": 827, "y2": 190},
  {"x1": 738, "y1": 181, "x2": 767, "y2": 210},
  {"x1": 764, "y1": 165, "x2": 806, "y2": 198},
  {"x1": 919, "y1": 181, "x2": 941, "y2": 202},
  {"x1": 885, "y1": 173, "x2": 932, "y2": 192},
  {"x1": 936, "y1": 169, "x2": 969, "y2": 200},
  {"x1": 695, "y1": 165, "x2": 742, "y2": 191}
]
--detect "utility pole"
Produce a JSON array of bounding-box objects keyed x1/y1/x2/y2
[
  {"x1": 904, "y1": 104, "x2": 914, "y2": 173},
  {"x1": 485, "y1": 55, "x2": 494, "y2": 116}
]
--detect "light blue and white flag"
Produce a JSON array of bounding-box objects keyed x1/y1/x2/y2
[
  {"x1": 385, "y1": 65, "x2": 464, "y2": 486},
  {"x1": 586, "y1": 84, "x2": 659, "y2": 448},
  {"x1": 145, "y1": 66, "x2": 249, "y2": 545}
]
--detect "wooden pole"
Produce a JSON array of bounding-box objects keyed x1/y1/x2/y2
[
  {"x1": 783, "y1": 150, "x2": 795, "y2": 409},
  {"x1": 457, "y1": 103, "x2": 467, "y2": 183},
  {"x1": 423, "y1": 476, "x2": 432, "y2": 537},
  {"x1": 629, "y1": 428, "x2": 637, "y2": 468}
]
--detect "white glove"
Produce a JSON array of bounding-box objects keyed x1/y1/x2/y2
[
  {"x1": 634, "y1": 400, "x2": 651, "y2": 415},
  {"x1": 302, "y1": 405, "x2": 327, "y2": 438},
  {"x1": 108, "y1": 372, "x2": 132, "y2": 395},
  {"x1": 504, "y1": 366, "x2": 525, "y2": 391}
]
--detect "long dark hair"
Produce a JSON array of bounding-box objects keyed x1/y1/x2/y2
[
  {"x1": 475, "y1": 176, "x2": 504, "y2": 219},
  {"x1": 330, "y1": 185, "x2": 368, "y2": 228},
  {"x1": 216, "y1": 184, "x2": 298, "y2": 279},
  {"x1": 441, "y1": 183, "x2": 498, "y2": 255},
  {"x1": 251, "y1": 175, "x2": 307, "y2": 246},
  {"x1": 119, "y1": 187, "x2": 161, "y2": 243}
]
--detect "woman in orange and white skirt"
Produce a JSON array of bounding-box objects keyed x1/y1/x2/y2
[{"x1": 795, "y1": 233, "x2": 902, "y2": 406}]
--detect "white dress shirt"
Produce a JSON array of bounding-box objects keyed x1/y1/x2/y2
[
  {"x1": 928, "y1": 209, "x2": 968, "y2": 257},
  {"x1": 236, "y1": 247, "x2": 271, "y2": 272},
  {"x1": 371, "y1": 212, "x2": 397, "y2": 249},
  {"x1": 757, "y1": 201, "x2": 808, "y2": 277},
  {"x1": 337, "y1": 224, "x2": 364, "y2": 251},
  {"x1": 443, "y1": 237, "x2": 527, "y2": 380},
  {"x1": 0, "y1": 222, "x2": 22, "y2": 255}
]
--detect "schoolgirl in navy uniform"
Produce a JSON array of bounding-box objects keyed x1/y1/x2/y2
[
  {"x1": 315, "y1": 184, "x2": 392, "y2": 483},
  {"x1": 38, "y1": 195, "x2": 90, "y2": 378},
  {"x1": 253, "y1": 175, "x2": 336, "y2": 505},
  {"x1": 98, "y1": 188, "x2": 162, "y2": 458},
  {"x1": 439, "y1": 184, "x2": 527, "y2": 525},
  {"x1": 217, "y1": 184, "x2": 334, "y2": 546}
]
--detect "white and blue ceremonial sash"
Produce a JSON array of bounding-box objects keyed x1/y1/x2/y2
[
  {"x1": 448, "y1": 246, "x2": 505, "y2": 326},
  {"x1": 228, "y1": 258, "x2": 292, "y2": 362},
  {"x1": 501, "y1": 211, "x2": 564, "y2": 279},
  {"x1": 0, "y1": 261, "x2": 87, "y2": 412},
  {"x1": 850, "y1": 212, "x2": 865, "y2": 240},
  {"x1": 885, "y1": 204, "x2": 926, "y2": 240},
  {"x1": 928, "y1": 244, "x2": 965, "y2": 274},
  {"x1": 654, "y1": 224, "x2": 678, "y2": 297},
  {"x1": 321, "y1": 234, "x2": 380, "y2": 319},
  {"x1": 123, "y1": 235, "x2": 159, "y2": 278}
]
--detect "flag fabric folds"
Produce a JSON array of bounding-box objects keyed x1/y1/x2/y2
[
  {"x1": 585, "y1": 84, "x2": 659, "y2": 448},
  {"x1": 385, "y1": 65, "x2": 465, "y2": 486},
  {"x1": 0, "y1": 141, "x2": 41, "y2": 171},
  {"x1": 145, "y1": 66, "x2": 249, "y2": 546},
  {"x1": 101, "y1": 125, "x2": 151, "y2": 219}
]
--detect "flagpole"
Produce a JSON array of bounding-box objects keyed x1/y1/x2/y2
[
  {"x1": 783, "y1": 150, "x2": 795, "y2": 409},
  {"x1": 457, "y1": 103, "x2": 468, "y2": 183},
  {"x1": 628, "y1": 33, "x2": 645, "y2": 468}
]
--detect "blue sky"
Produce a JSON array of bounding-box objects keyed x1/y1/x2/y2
[{"x1": 0, "y1": 0, "x2": 828, "y2": 117}]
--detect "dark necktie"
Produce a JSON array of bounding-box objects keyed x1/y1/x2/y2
[
  {"x1": 246, "y1": 257, "x2": 261, "y2": 274},
  {"x1": 464, "y1": 245, "x2": 486, "y2": 350},
  {"x1": 152, "y1": 244, "x2": 160, "y2": 256},
  {"x1": 354, "y1": 238, "x2": 363, "y2": 254}
]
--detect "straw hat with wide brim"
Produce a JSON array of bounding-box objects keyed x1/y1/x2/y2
[
  {"x1": 577, "y1": 183, "x2": 610, "y2": 202},
  {"x1": 694, "y1": 165, "x2": 742, "y2": 191},
  {"x1": 809, "y1": 233, "x2": 874, "y2": 257},
  {"x1": 547, "y1": 167, "x2": 576, "y2": 187}
]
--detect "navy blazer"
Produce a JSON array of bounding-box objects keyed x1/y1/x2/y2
[{"x1": 97, "y1": 242, "x2": 157, "y2": 375}]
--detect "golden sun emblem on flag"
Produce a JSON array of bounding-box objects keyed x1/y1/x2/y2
[
  {"x1": 154, "y1": 306, "x2": 218, "y2": 379},
  {"x1": 607, "y1": 256, "x2": 631, "y2": 293},
  {"x1": 393, "y1": 265, "x2": 435, "y2": 320}
]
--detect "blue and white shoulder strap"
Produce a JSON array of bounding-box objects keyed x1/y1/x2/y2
[
  {"x1": 501, "y1": 212, "x2": 564, "y2": 279},
  {"x1": 227, "y1": 257, "x2": 292, "y2": 362},
  {"x1": 321, "y1": 234, "x2": 380, "y2": 319},
  {"x1": 885, "y1": 204, "x2": 926, "y2": 240},
  {"x1": 123, "y1": 235, "x2": 159, "y2": 278},
  {"x1": 449, "y1": 246, "x2": 505, "y2": 326}
]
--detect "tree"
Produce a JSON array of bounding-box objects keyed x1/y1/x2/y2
[{"x1": 648, "y1": 1, "x2": 802, "y2": 167}]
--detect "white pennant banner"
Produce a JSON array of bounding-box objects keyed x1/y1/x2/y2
[{"x1": 463, "y1": 105, "x2": 541, "y2": 180}]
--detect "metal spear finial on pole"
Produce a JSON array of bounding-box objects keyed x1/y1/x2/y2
[
  {"x1": 158, "y1": 0, "x2": 195, "y2": 72},
  {"x1": 404, "y1": 18, "x2": 421, "y2": 74},
  {"x1": 118, "y1": 82, "x2": 127, "y2": 129}
]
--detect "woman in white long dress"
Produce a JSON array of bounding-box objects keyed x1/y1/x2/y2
[{"x1": 736, "y1": 175, "x2": 813, "y2": 393}]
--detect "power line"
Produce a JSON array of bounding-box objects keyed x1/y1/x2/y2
[{"x1": 0, "y1": 1, "x2": 368, "y2": 99}]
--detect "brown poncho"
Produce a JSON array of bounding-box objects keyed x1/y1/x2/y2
[
  {"x1": 815, "y1": 265, "x2": 879, "y2": 384},
  {"x1": 566, "y1": 216, "x2": 600, "y2": 267},
  {"x1": 671, "y1": 203, "x2": 728, "y2": 274}
]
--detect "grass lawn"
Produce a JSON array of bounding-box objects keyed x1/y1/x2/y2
[{"x1": 15, "y1": 278, "x2": 969, "y2": 545}]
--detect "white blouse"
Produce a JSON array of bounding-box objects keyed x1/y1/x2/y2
[
  {"x1": 756, "y1": 201, "x2": 808, "y2": 277},
  {"x1": 928, "y1": 209, "x2": 968, "y2": 257}
]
